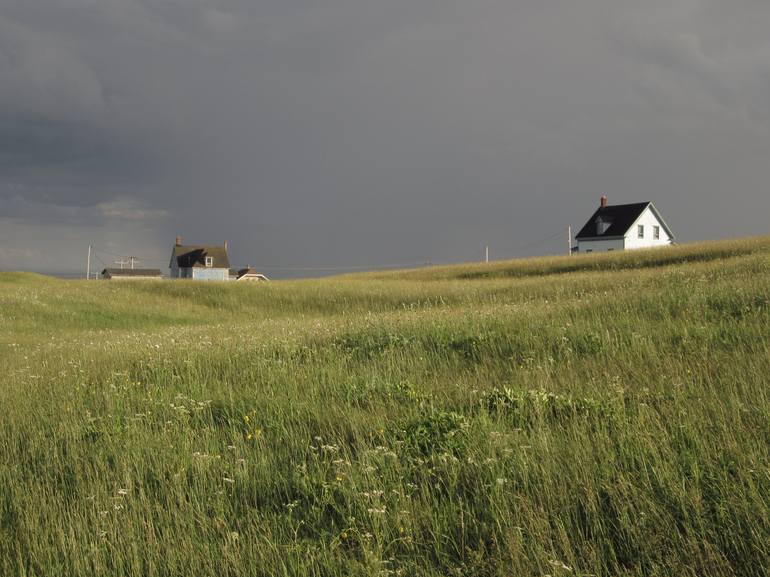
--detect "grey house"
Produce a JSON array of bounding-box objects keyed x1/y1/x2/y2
[{"x1": 169, "y1": 237, "x2": 231, "y2": 280}]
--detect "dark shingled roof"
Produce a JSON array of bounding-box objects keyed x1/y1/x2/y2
[
  {"x1": 575, "y1": 202, "x2": 651, "y2": 239},
  {"x1": 102, "y1": 268, "x2": 163, "y2": 277},
  {"x1": 172, "y1": 245, "x2": 230, "y2": 269}
]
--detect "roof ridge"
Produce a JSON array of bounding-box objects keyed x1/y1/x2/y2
[{"x1": 575, "y1": 201, "x2": 655, "y2": 239}]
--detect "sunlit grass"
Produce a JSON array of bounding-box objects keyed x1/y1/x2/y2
[{"x1": 1, "y1": 236, "x2": 769, "y2": 576}]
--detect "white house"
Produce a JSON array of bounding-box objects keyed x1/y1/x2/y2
[{"x1": 575, "y1": 197, "x2": 675, "y2": 253}]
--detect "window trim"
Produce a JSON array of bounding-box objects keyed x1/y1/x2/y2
[
  {"x1": 637, "y1": 224, "x2": 644, "y2": 239},
  {"x1": 205, "y1": 256, "x2": 214, "y2": 268},
  {"x1": 653, "y1": 225, "x2": 660, "y2": 240}
]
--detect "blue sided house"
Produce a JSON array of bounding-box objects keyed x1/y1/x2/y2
[{"x1": 169, "y1": 237, "x2": 231, "y2": 280}]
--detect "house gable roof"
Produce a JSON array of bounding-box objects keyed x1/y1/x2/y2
[
  {"x1": 171, "y1": 245, "x2": 230, "y2": 269},
  {"x1": 575, "y1": 201, "x2": 673, "y2": 240}
]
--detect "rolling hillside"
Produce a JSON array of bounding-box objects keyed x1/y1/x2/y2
[{"x1": 1, "y1": 237, "x2": 769, "y2": 576}]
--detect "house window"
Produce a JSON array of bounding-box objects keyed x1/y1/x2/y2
[
  {"x1": 653, "y1": 225, "x2": 660, "y2": 240},
  {"x1": 637, "y1": 225, "x2": 644, "y2": 238},
  {"x1": 205, "y1": 256, "x2": 214, "y2": 268}
]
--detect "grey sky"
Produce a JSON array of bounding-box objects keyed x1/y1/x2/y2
[{"x1": 1, "y1": 0, "x2": 769, "y2": 276}]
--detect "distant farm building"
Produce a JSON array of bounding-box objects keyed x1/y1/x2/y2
[
  {"x1": 575, "y1": 197, "x2": 674, "y2": 253},
  {"x1": 101, "y1": 268, "x2": 163, "y2": 280},
  {"x1": 234, "y1": 267, "x2": 269, "y2": 281},
  {"x1": 170, "y1": 237, "x2": 230, "y2": 280}
]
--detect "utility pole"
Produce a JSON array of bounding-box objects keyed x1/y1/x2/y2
[
  {"x1": 114, "y1": 258, "x2": 129, "y2": 269},
  {"x1": 86, "y1": 245, "x2": 91, "y2": 280},
  {"x1": 567, "y1": 226, "x2": 572, "y2": 256},
  {"x1": 485, "y1": 245, "x2": 489, "y2": 264},
  {"x1": 128, "y1": 256, "x2": 139, "y2": 269}
]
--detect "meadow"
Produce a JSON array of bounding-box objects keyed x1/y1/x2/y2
[{"x1": 1, "y1": 237, "x2": 769, "y2": 576}]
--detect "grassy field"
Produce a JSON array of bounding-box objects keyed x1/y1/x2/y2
[{"x1": 1, "y1": 237, "x2": 769, "y2": 576}]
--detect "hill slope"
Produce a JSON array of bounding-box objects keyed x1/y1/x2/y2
[{"x1": 1, "y1": 237, "x2": 769, "y2": 576}]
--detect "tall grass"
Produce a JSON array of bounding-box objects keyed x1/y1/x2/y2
[{"x1": 1, "y1": 237, "x2": 769, "y2": 576}]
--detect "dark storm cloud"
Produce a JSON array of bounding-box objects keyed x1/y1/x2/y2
[
  {"x1": 0, "y1": 116, "x2": 161, "y2": 208},
  {"x1": 1, "y1": 0, "x2": 769, "y2": 273}
]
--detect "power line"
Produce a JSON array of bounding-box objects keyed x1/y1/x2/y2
[
  {"x1": 87, "y1": 227, "x2": 569, "y2": 276},
  {"x1": 92, "y1": 253, "x2": 109, "y2": 268},
  {"x1": 492, "y1": 230, "x2": 566, "y2": 256},
  {"x1": 90, "y1": 246, "x2": 130, "y2": 259},
  {"x1": 90, "y1": 246, "x2": 166, "y2": 263},
  {"x1": 255, "y1": 261, "x2": 434, "y2": 272}
]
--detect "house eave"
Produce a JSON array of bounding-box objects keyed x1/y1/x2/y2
[{"x1": 576, "y1": 235, "x2": 625, "y2": 241}]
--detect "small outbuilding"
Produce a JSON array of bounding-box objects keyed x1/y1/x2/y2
[
  {"x1": 102, "y1": 268, "x2": 163, "y2": 280},
  {"x1": 235, "y1": 267, "x2": 269, "y2": 281},
  {"x1": 575, "y1": 197, "x2": 675, "y2": 253}
]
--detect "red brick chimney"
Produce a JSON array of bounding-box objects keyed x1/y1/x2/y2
[
  {"x1": 600, "y1": 195, "x2": 608, "y2": 208},
  {"x1": 175, "y1": 236, "x2": 182, "y2": 246}
]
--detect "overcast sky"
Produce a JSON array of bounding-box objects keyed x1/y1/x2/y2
[{"x1": 1, "y1": 0, "x2": 769, "y2": 276}]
